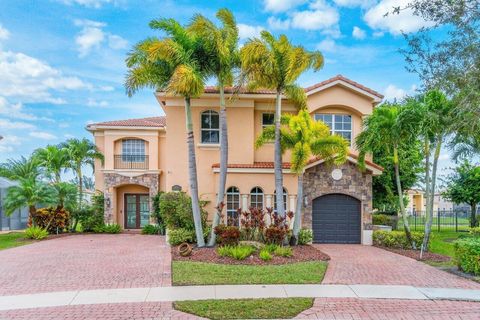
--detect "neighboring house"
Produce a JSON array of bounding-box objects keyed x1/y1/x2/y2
[
  {"x1": 406, "y1": 189, "x2": 454, "y2": 214},
  {"x1": 0, "y1": 177, "x2": 28, "y2": 231},
  {"x1": 87, "y1": 75, "x2": 384, "y2": 244}
]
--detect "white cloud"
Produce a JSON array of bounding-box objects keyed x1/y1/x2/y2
[
  {"x1": 291, "y1": 0, "x2": 339, "y2": 32},
  {"x1": 316, "y1": 39, "x2": 337, "y2": 52},
  {"x1": 238, "y1": 24, "x2": 264, "y2": 40},
  {"x1": 99, "y1": 85, "x2": 114, "y2": 92},
  {"x1": 87, "y1": 98, "x2": 108, "y2": 107},
  {"x1": 59, "y1": 0, "x2": 121, "y2": 8},
  {"x1": 267, "y1": 17, "x2": 291, "y2": 30},
  {"x1": 316, "y1": 39, "x2": 385, "y2": 64},
  {"x1": 0, "y1": 97, "x2": 53, "y2": 121},
  {"x1": 0, "y1": 50, "x2": 91, "y2": 103},
  {"x1": 373, "y1": 31, "x2": 385, "y2": 37},
  {"x1": 352, "y1": 26, "x2": 366, "y2": 39},
  {"x1": 0, "y1": 24, "x2": 10, "y2": 41},
  {"x1": 74, "y1": 19, "x2": 128, "y2": 57},
  {"x1": 384, "y1": 84, "x2": 407, "y2": 100},
  {"x1": 0, "y1": 118, "x2": 35, "y2": 130},
  {"x1": 29, "y1": 131, "x2": 57, "y2": 140},
  {"x1": 0, "y1": 135, "x2": 22, "y2": 153},
  {"x1": 263, "y1": 0, "x2": 307, "y2": 13},
  {"x1": 364, "y1": 0, "x2": 434, "y2": 35},
  {"x1": 333, "y1": 0, "x2": 376, "y2": 8}
]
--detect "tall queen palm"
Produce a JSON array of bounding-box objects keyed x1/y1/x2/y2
[
  {"x1": 256, "y1": 110, "x2": 348, "y2": 244},
  {"x1": 34, "y1": 145, "x2": 70, "y2": 184},
  {"x1": 188, "y1": 9, "x2": 239, "y2": 246},
  {"x1": 241, "y1": 31, "x2": 324, "y2": 218},
  {"x1": 125, "y1": 18, "x2": 212, "y2": 247}
]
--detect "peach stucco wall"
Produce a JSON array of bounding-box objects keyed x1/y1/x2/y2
[{"x1": 92, "y1": 82, "x2": 378, "y2": 222}]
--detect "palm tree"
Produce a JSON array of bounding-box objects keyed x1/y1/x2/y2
[
  {"x1": 189, "y1": 9, "x2": 239, "y2": 246},
  {"x1": 125, "y1": 18, "x2": 212, "y2": 247},
  {"x1": 34, "y1": 145, "x2": 70, "y2": 184},
  {"x1": 356, "y1": 103, "x2": 419, "y2": 248},
  {"x1": 53, "y1": 182, "x2": 78, "y2": 212},
  {"x1": 61, "y1": 138, "x2": 103, "y2": 209},
  {"x1": 241, "y1": 31, "x2": 324, "y2": 219},
  {"x1": 256, "y1": 110, "x2": 348, "y2": 244},
  {"x1": 0, "y1": 156, "x2": 41, "y2": 181}
]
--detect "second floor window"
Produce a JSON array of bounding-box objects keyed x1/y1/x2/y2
[
  {"x1": 122, "y1": 139, "x2": 145, "y2": 162},
  {"x1": 314, "y1": 114, "x2": 352, "y2": 143},
  {"x1": 262, "y1": 113, "x2": 274, "y2": 129},
  {"x1": 201, "y1": 110, "x2": 219, "y2": 144}
]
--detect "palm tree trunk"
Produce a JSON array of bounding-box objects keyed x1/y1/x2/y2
[
  {"x1": 185, "y1": 97, "x2": 205, "y2": 247},
  {"x1": 274, "y1": 91, "x2": 285, "y2": 218},
  {"x1": 77, "y1": 166, "x2": 83, "y2": 208},
  {"x1": 421, "y1": 138, "x2": 442, "y2": 257},
  {"x1": 29, "y1": 205, "x2": 36, "y2": 227},
  {"x1": 393, "y1": 146, "x2": 415, "y2": 249},
  {"x1": 209, "y1": 85, "x2": 228, "y2": 246},
  {"x1": 291, "y1": 173, "x2": 304, "y2": 245},
  {"x1": 421, "y1": 138, "x2": 431, "y2": 257}
]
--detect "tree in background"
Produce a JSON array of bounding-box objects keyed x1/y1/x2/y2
[
  {"x1": 443, "y1": 161, "x2": 480, "y2": 228},
  {"x1": 356, "y1": 102, "x2": 419, "y2": 248},
  {"x1": 241, "y1": 31, "x2": 324, "y2": 220},
  {"x1": 256, "y1": 110, "x2": 348, "y2": 244},
  {"x1": 125, "y1": 18, "x2": 212, "y2": 247},
  {"x1": 189, "y1": 9, "x2": 240, "y2": 246}
]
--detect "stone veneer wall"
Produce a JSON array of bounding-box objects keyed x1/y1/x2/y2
[
  {"x1": 103, "y1": 173, "x2": 159, "y2": 223},
  {"x1": 302, "y1": 161, "x2": 373, "y2": 231}
]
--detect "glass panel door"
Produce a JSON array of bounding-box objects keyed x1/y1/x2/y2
[
  {"x1": 139, "y1": 195, "x2": 150, "y2": 227},
  {"x1": 125, "y1": 195, "x2": 137, "y2": 229}
]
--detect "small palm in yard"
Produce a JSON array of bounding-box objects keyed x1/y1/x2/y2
[
  {"x1": 356, "y1": 103, "x2": 419, "y2": 248},
  {"x1": 256, "y1": 110, "x2": 348, "y2": 244},
  {"x1": 125, "y1": 18, "x2": 213, "y2": 247},
  {"x1": 33, "y1": 145, "x2": 70, "y2": 184},
  {"x1": 241, "y1": 32, "x2": 324, "y2": 219},
  {"x1": 188, "y1": 9, "x2": 240, "y2": 246}
]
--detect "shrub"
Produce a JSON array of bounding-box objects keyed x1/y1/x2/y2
[
  {"x1": 142, "y1": 224, "x2": 163, "y2": 235},
  {"x1": 264, "y1": 243, "x2": 279, "y2": 253},
  {"x1": 168, "y1": 228, "x2": 194, "y2": 246},
  {"x1": 32, "y1": 207, "x2": 70, "y2": 233},
  {"x1": 24, "y1": 226, "x2": 49, "y2": 240},
  {"x1": 469, "y1": 227, "x2": 480, "y2": 237},
  {"x1": 239, "y1": 207, "x2": 266, "y2": 242},
  {"x1": 259, "y1": 249, "x2": 272, "y2": 261},
  {"x1": 216, "y1": 245, "x2": 256, "y2": 260},
  {"x1": 372, "y1": 214, "x2": 397, "y2": 229},
  {"x1": 265, "y1": 226, "x2": 288, "y2": 245},
  {"x1": 454, "y1": 238, "x2": 480, "y2": 275},
  {"x1": 274, "y1": 246, "x2": 293, "y2": 257},
  {"x1": 298, "y1": 229, "x2": 313, "y2": 245},
  {"x1": 74, "y1": 193, "x2": 105, "y2": 232},
  {"x1": 214, "y1": 224, "x2": 240, "y2": 246},
  {"x1": 158, "y1": 192, "x2": 207, "y2": 231},
  {"x1": 94, "y1": 223, "x2": 121, "y2": 234},
  {"x1": 151, "y1": 192, "x2": 166, "y2": 234},
  {"x1": 373, "y1": 230, "x2": 424, "y2": 249}
]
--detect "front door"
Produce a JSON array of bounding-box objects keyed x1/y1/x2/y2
[{"x1": 124, "y1": 194, "x2": 150, "y2": 229}]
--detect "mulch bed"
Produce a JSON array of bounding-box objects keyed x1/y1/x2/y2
[
  {"x1": 172, "y1": 244, "x2": 330, "y2": 265},
  {"x1": 376, "y1": 246, "x2": 451, "y2": 262}
]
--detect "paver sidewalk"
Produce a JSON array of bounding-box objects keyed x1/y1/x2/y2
[{"x1": 1, "y1": 284, "x2": 479, "y2": 311}]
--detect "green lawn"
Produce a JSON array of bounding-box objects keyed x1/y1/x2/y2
[
  {"x1": 0, "y1": 232, "x2": 31, "y2": 250},
  {"x1": 429, "y1": 231, "x2": 464, "y2": 258},
  {"x1": 172, "y1": 261, "x2": 327, "y2": 286},
  {"x1": 174, "y1": 298, "x2": 313, "y2": 320}
]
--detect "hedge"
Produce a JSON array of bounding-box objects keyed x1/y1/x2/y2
[
  {"x1": 372, "y1": 214, "x2": 398, "y2": 229},
  {"x1": 373, "y1": 230, "x2": 424, "y2": 249},
  {"x1": 454, "y1": 238, "x2": 480, "y2": 275}
]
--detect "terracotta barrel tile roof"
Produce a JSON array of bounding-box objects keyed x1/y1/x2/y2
[{"x1": 90, "y1": 116, "x2": 166, "y2": 128}]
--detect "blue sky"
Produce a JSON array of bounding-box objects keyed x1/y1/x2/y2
[{"x1": 0, "y1": 0, "x2": 454, "y2": 174}]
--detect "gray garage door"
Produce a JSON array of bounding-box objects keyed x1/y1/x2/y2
[{"x1": 312, "y1": 194, "x2": 361, "y2": 244}]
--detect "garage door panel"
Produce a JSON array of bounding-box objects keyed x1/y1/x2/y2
[{"x1": 312, "y1": 193, "x2": 361, "y2": 244}]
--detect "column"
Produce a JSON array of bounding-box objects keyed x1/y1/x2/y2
[{"x1": 241, "y1": 194, "x2": 249, "y2": 211}]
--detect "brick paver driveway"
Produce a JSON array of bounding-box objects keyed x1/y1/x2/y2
[
  {"x1": 317, "y1": 244, "x2": 480, "y2": 289},
  {"x1": 0, "y1": 233, "x2": 171, "y2": 295}
]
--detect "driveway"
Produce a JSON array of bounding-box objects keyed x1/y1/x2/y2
[
  {"x1": 317, "y1": 244, "x2": 480, "y2": 289},
  {"x1": 0, "y1": 234, "x2": 172, "y2": 295}
]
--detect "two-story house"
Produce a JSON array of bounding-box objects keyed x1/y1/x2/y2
[{"x1": 87, "y1": 75, "x2": 383, "y2": 244}]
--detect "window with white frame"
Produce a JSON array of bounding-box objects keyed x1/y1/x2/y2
[
  {"x1": 262, "y1": 113, "x2": 274, "y2": 129},
  {"x1": 122, "y1": 139, "x2": 145, "y2": 162},
  {"x1": 314, "y1": 114, "x2": 352, "y2": 143},
  {"x1": 250, "y1": 187, "x2": 264, "y2": 209},
  {"x1": 201, "y1": 110, "x2": 220, "y2": 144},
  {"x1": 274, "y1": 187, "x2": 288, "y2": 213},
  {"x1": 226, "y1": 186, "x2": 240, "y2": 225}
]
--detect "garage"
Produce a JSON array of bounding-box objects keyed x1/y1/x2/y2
[{"x1": 312, "y1": 193, "x2": 361, "y2": 244}]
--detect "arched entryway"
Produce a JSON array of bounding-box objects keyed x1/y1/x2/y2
[
  {"x1": 115, "y1": 184, "x2": 150, "y2": 229},
  {"x1": 312, "y1": 193, "x2": 361, "y2": 244}
]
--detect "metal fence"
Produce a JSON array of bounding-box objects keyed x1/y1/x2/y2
[{"x1": 397, "y1": 209, "x2": 473, "y2": 232}]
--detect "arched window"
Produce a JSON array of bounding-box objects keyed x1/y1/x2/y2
[
  {"x1": 121, "y1": 139, "x2": 145, "y2": 162},
  {"x1": 250, "y1": 187, "x2": 264, "y2": 209},
  {"x1": 274, "y1": 187, "x2": 288, "y2": 213},
  {"x1": 226, "y1": 186, "x2": 240, "y2": 225},
  {"x1": 201, "y1": 110, "x2": 219, "y2": 144}
]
